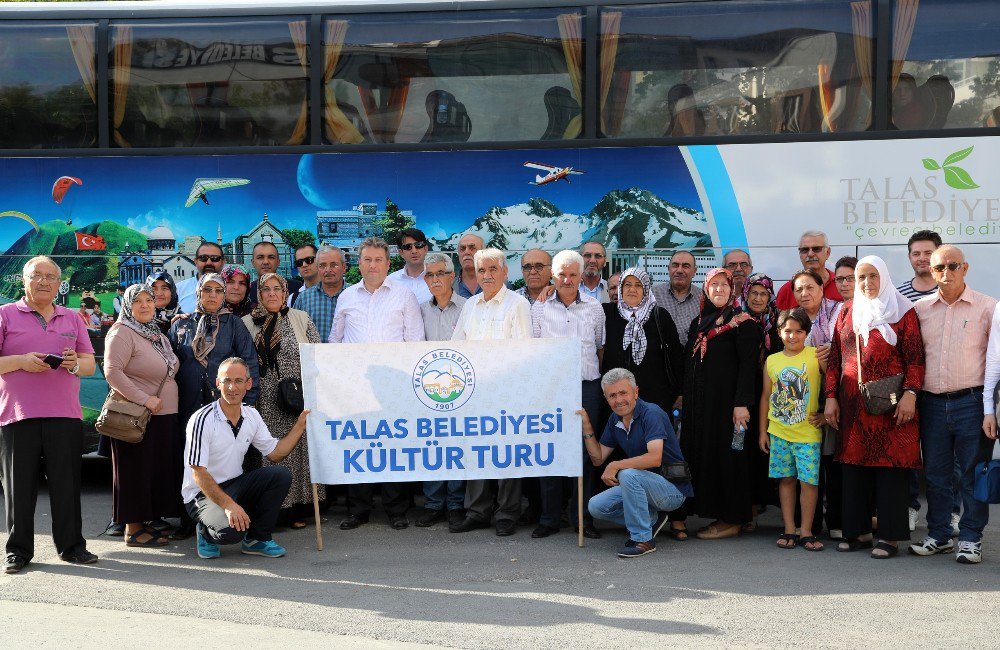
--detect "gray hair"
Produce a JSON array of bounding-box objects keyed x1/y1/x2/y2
[
  {"x1": 218, "y1": 356, "x2": 250, "y2": 376},
  {"x1": 459, "y1": 233, "x2": 485, "y2": 247},
  {"x1": 23, "y1": 255, "x2": 61, "y2": 279},
  {"x1": 800, "y1": 230, "x2": 829, "y2": 246},
  {"x1": 316, "y1": 245, "x2": 346, "y2": 263},
  {"x1": 474, "y1": 248, "x2": 506, "y2": 269},
  {"x1": 552, "y1": 249, "x2": 584, "y2": 273},
  {"x1": 601, "y1": 367, "x2": 638, "y2": 390},
  {"x1": 723, "y1": 249, "x2": 752, "y2": 265},
  {"x1": 359, "y1": 236, "x2": 389, "y2": 258},
  {"x1": 424, "y1": 252, "x2": 454, "y2": 273}
]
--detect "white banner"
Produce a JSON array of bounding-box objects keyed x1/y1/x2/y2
[{"x1": 301, "y1": 338, "x2": 583, "y2": 485}]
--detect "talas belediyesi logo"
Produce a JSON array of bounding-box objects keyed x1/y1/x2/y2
[{"x1": 922, "y1": 146, "x2": 979, "y2": 190}]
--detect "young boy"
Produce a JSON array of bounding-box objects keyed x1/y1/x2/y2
[{"x1": 758, "y1": 308, "x2": 827, "y2": 552}]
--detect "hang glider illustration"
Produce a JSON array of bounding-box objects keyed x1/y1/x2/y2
[
  {"x1": 523, "y1": 161, "x2": 585, "y2": 186},
  {"x1": 184, "y1": 178, "x2": 251, "y2": 207}
]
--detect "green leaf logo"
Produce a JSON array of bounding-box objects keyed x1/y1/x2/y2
[{"x1": 923, "y1": 147, "x2": 979, "y2": 190}]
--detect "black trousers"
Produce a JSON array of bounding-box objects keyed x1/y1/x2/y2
[
  {"x1": 819, "y1": 455, "x2": 843, "y2": 531},
  {"x1": 841, "y1": 464, "x2": 910, "y2": 542},
  {"x1": 348, "y1": 482, "x2": 409, "y2": 519},
  {"x1": 0, "y1": 417, "x2": 86, "y2": 560},
  {"x1": 185, "y1": 465, "x2": 291, "y2": 544}
]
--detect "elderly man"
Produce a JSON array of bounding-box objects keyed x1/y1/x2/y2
[
  {"x1": 910, "y1": 245, "x2": 997, "y2": 564},
  {"x1": 530, "y1": 250, "x2": 605, "y2": 540},
  {"x1": 451, "y1": 248, "x2": 531, "y2": 535},
  {"x1": 775, "y1": 231, "x2": 842, "y2": 309},
  {"x1": 897, "y1": 230, "x2": 941, "y2": 301},
  {"x1": 389, "y1": 227, "x2": 432, "y2": 304},
  {"x1": 608, "y1": 272, "x2": 621, "y2": 303},
  {"x1": 333, "y1": 237, "x2": 424, "y2": 530},
  {"x1": 184, "y1": 358, "x2": 309, "y2": 559},
  {"x1": 296, "y1": 245, "x2": 348, "y2": 343},
  {"x1": 723, "y1": 249, "x2": 753, "y2": 304},
  {"x1": 248, "y1": 241, "x2": 302, "y2": 307},
  {"x1": 415, "y1": 251, "x2": 468, "y2": 527},
  {"x1": 517, "y1": 248, "x2": 553, "y2": 304},
  {"x1": 288, "y1": 244, "x2": 319, "y2": 308},
  {"x1": 454, "y1": 233, "x2": 485, "y2": 298},
  {"x1": 177, "y1": 241, "x2": 225, "y2": 312},
  {"x1": 583, "y1": 368, "x2": 692, "y2": 558},
  {"x1": 652, "y1": 250, "x2": 700, "y2": 345},
  {"x1": 1, "y1": 256, "x2": 99, "y2": 573},
  {"x1": 580, "y1": 241, "x2": 610, "y2": 303}
]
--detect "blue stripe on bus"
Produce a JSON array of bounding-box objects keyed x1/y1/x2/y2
[{"x1": 687, "y1": 145, "x2": 747, "y2": 249}]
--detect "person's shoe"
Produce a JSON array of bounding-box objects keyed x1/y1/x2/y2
[
  {"x1": 414, "y1": 508, "x2": 447, "y2": 528},
  {"x1": 339, "y1": 514, "x2": 369, "y2": 530},
  {"x1": 449, "y1": 517, "x2": 490, "y2": 533},
  {"x1": 908, "y1": 536, "x2": 955, "y2": 556},
  {"x1": 3, "y1": 554, "x2": 28, "y2": 574},
  {"x1": 447, "y1": 510, "x2": 466, "y2": 527},
  {"x1": 104, "y1": 521, "x2": 125, "y2": 537},
  {"x1": 196, "y1": 526, "x2": 220, "y2": 559},
  {"x1": 495, "y1": 520, "x2": 516, "y2": 537},
  {"x1": 144, "y1": 518, "x2": 174, "y2": 532},
  {"x1": 531, "y1": 523, "x2": 559, "y2": 538},
  {"x1": 583, "y1": 524, "x2": 602, "y2": 539},
  {"x1": 652, "y1": 512, "x2": 670, "y2": 539},
  {"x1": 956, "y1": 541, "x2": 982, "y2": 564},
  {"x1": 696, "y1": 523, "x2": 740, "y2": 540},
  {"x1": 59, "y1": 549, "x2": 98, "y2": 565},
  {"x1": 950, "y1": 512, "x2": 961, "y2": 537},
  {"x1": 169, "y1": 522, "x2": 196, "y2": 541},
  {"x1": 617, "y1": 539, "x2": 656, "y2": 558},
  {"x1": 241, "y1": 538, "x2": 286, "y2": 558},
  {"x1": 908, "y1": 507, "x2": 918, "y2": 532},
  {"x1": 389, "y1": 515, "x2": 410, "y2": 530}
]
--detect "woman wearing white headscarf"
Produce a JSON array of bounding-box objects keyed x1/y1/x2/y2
[{"x1": 823, "y1": 255, "x2": 925, "y2": 558}]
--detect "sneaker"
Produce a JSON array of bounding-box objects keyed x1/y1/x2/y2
[
  {"x1": 196, "y1": 525, "x2": 220, "y2": 559},
  {"x1": 59, "y1": 549, "x2": 98, "y2": 565},
  {"x1": 908, "y1": 536, "x2": 955, "y2": 556},
  {"x1": 956, "y1": 541, "x2": 982, "y2": 564},
  {"x1": 618, "y1": 539, "x2": 656, "y2": 558},
  {"x1": 908, "y1": 507, "x2": 918, "y2": 532},
  {"x1": 950, "y1": 512, "x2": 961, "y2": 538},
  {"x1": 3, "y1": 554, "x2": 28, "y2": 574},
  {"x1": 241, "y1": 538, "x2": 286, "y2": 558},
  {"x1": 652, "y1": 512, "x2": 670, "y2": 539}
]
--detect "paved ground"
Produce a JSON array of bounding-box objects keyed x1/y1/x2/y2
[{"x1": 2, "y1": 458, "x2": 1000, "y2": 648}]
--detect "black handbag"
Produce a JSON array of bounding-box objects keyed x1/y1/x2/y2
[
  {"x1": 856, "y1": 336, "x2": 905, "y2": 416},
  {"x1": 661, "y1": 460, "x2": 692, "y2": 483},
  {"x1": 277, "y1": 375, "x2": 304, "y2": 415}
]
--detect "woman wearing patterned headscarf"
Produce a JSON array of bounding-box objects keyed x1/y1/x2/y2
[
  {"x1": 104, "y1": 284, "x2": 182, "y2": 547},
  {"x1": 674, "y1": 268, "x2": 760, "y2": 540},
  {"x1": 221, "y1": 264, "x2": 254, "y2": 317},
  {"x1": 146, "y1": 271, "x2": 182, "y2": 335},
  {"x1": 242, "y1": 273, "x2": 324, "y2": 528}
]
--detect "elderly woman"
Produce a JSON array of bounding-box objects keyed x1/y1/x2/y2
[
  {"x1": 824, "y1": 256, "x2": 924, "y2": 558},
  {"x1": 222, "y1": 265, "x2": 254, "y2": 317},
  {"x1": 792, "y1": 269, "x2": 842, "y2": 349},
  {"x1": 104, "y1": 284, "x2": 183, "y2": 548},
  {"x1": 674, "y1": 268, "x2": 759, "y2": 540},
  {"x1": 0, "y1": 256, "x2": 98, "y2": 573},
  {"x1": 147, "y1": 270, "x2": 182, "y2": 335},
  {"x1": 243, "y1": 273, "x2": 324, "y2": 528}
]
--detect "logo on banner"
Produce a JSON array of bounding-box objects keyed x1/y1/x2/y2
[{"x1": 413, "y1": 349, "x2": 476, "y2": 411}]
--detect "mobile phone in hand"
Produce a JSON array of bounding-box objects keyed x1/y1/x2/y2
[{"x1": 42, "y1": 354, "x2": 64, "y2": 370}]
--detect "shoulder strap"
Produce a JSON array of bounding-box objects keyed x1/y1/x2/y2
[{"x1": 855, "y1": 333, "x2": 863, "y2": 386}]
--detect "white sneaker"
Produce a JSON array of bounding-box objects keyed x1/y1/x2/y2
[
  {"x1": 956, "y1": 541, "x2": 982, "y2": 564},
  {"x1": 908, "y1": 536, "x2": 955, "y2": 556},
  {"x1": 950, "y1": 512, "x2": 961, "y2": 538},
  {"x1": 908, "y1": 507, "x2": 918, "y2": 532}
]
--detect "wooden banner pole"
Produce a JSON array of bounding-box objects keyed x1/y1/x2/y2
[
  {"x1": 577, "y1": 474, "x2": 585, "y2": 548},
  {"x1": 312, "y1": 483, "x2": 324, "y2": 551}
]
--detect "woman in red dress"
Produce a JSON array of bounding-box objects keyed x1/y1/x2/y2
[{"x1": 823, "y1": 255, "x2": 924, "y2": 558}]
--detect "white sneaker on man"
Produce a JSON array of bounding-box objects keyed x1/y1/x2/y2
[
  {"x1": 950, "y1": 512, "x2": 961, "y2": 537},
  {"x1": 908, "y1": 507, "x2": 918, "y2": 532},
  {"x1": 908, "y1": 536, "x2": 955, "y2": 556},
  {"x1": 956, "y1": 541, "x2": 982, "y2": 564}
]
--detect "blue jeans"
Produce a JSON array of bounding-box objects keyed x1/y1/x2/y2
[
  {"x1": 908, "y1": 461, "x2": 962, "y2": 513},
  {"x1": 919, "y1": 391, "x2": 993, "y2": 543},
  {"x1": 422, "y1": 480, "x2": 465, "y2": 512},
  {"x1": 588, "y1": 468, "x2": 687, "y2": 542}
]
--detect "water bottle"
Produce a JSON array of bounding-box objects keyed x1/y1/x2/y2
[
  {"x1": 731, "y1": 422, "x2": 746, "y2": 451},
  {"x1": 672, "y1": 409, "x2": 682, "y2": 438}
]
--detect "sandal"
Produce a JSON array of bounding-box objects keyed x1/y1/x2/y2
[
  {"x1": 800, "y1": 536, "x2": 824, "y2": 552},
  {"x1": 836, "y1": 537, "x2": 874, "y2": 552},
  {"x1": 697, "y1": 523, "x2": 741, "y2": 540},
  {"x1": 666, "y1": 526, "x2": 689, "y2": 541},
  {"x1": 871, "y1": 541, "x2": 899, "y2": 559},
  {"x1": 776, "y1": 533, "x2": 798, "y2": 549},
  {"x1": 290, "y1": 520, "x2": 308, "y2": 530},
  {"x1": 125, "y1": 530, "x2": 169, "y2": 548}
]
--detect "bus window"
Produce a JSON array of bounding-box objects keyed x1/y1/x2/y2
[
  {"x1": 0, "y1": 22, "x2": 98, "y2": 149},
  {"x1": 109, "y1": 18, "x2": 309, "y2": 148},
  {"x1": 601, "y1": 1, "x2": 874, "y2": 138},
  {"x1": 324, "y1": 9, "x2": 584, "y2": 144},
  {"x1": 893, "y1": 0, "x2": 1000, "y2": 130}
]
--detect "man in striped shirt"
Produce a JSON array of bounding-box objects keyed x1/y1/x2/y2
[{"x1": 896, "y1": 230, "x2": 941, "y2": 302}]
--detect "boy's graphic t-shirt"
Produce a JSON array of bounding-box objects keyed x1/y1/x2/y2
[{"x1": 766, "y1": 347, "x2": 822, "y2": 444}]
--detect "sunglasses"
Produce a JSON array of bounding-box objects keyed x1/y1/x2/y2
[
  {"x1": 294, "y1": 255, "x2": 315, "y2": 267},
  {"x1": 399, "y1": 241, "x2": 428, "y2": 251},
  {"x1": 931, "y1": 262, "x2": 964, "y2": 273},
  {"x1": 798, "y1": 246, "x2": 826, "y2": 255},
  {"x1": 197, "y1": 255, "x2": 223, "y2": 263}
]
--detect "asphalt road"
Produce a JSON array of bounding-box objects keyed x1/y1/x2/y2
[{"x1": 2, "y1": 458, "x2": 1000, "y2": 648}]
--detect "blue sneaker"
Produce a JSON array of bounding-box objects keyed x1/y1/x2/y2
[
  {"x1": 241, "y1": 538, "x2": 286, "y2": 558},
  {"x1": 196, "y1": 525, "x2": 220, "y2": 559},
  {"x1": 617, "y1": 539, "x2": 656, "y2": 558}
]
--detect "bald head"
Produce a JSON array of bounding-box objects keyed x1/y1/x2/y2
[{"x1": 930, "y1": 244, "x2": 965, "y2": 265}]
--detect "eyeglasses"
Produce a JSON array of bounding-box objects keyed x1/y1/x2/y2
[
  {"x1": 834, "y1": 275, "x2": 855, "y2": 284},
  {"x1": 931, "y1": 262, "x2": 964, "y2": 273},
  {"x1": 27, "y1": 273, "x2": 60, "y2": 284},
  {"x1": 260, "y1": 286, "x2": 285, "y2": 294},
  {"x1": 197, "y1": 255, "x2": 223, "y2": 263},
  {"x1": 521, "y1": 263, "x2": 551, "y2": 273},
  {"x1": 725, "y1": 261, "x2": 751, "y2": 269},
  {"x1": 220, "y1": 378, "x2": 248, "y2": 386},
  {"x1": 425, "y1": 271, "x2": 453, "y2": 279},
  {"x1": 200, "y1": 287, "x2": 225, "y2": 295},
  {"x1": 399, "y1": 241, "x2": 428, "y2": 251},
  {"x1": 798, "y1": 246, "x2": 826, "y2": 255},
  {"x1": 582, "y1": 253, "x2": 605, "y2": 259},
  {"x1": 294, "y1": 256, "x2": 315, "y2": 267}
]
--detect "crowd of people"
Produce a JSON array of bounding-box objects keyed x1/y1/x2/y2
[{"x1": 1, "y1": 226, "x2": 999, "y2": 572}]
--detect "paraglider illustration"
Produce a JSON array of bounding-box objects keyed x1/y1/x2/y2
[
  {"x1": 52, "y1": 176, "x2": 82, "y2": 204},
  {"x1": 0, "y1": 210, "x2": 40, "y2": 233},
  {"x1": 184, "y1": 178, "x2": 251, "y2": 207}
]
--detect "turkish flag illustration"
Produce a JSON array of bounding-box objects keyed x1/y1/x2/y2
[{"x1": 75, "y1": 232, "x2": 107, "y2": 250}]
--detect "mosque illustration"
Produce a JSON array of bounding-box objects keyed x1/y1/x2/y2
[{"x1": 421, "y1": 365, "x2": 466, "y2": 402}]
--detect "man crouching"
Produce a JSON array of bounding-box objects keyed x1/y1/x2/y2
[
  {"x1": 583, "y1": 368, "x2": 693, "y2": 558},
  {"x1": 182, "y1": 357, "x2": 308, "y2": 559}
]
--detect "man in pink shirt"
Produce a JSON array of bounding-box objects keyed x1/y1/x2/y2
[
  {"x1": 0, "y1": 256, "x2": 98, "y2": 574},
  {"x1": 775, "y1": 231, "x2": 843, "y2": 310}
]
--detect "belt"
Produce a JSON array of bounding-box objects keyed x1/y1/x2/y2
[{"x1": 925, "y1": 386, "x2": 984, "y2": 399}]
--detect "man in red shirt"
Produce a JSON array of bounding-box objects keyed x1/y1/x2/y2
[{"x1": 775, "y1": 230, "x2": 844, "y2": 309}]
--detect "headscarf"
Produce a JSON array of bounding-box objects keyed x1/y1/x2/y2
[
  {"x1": 117, "y1": 283, "x2": 178, "y2": 377},
  {"x1": 191, "y1": 273, "x2": 230, "y2": 368},
  {"x1": 851, "y1": 255, "x2": 913, "y2": 346},
  {"x1": 220, "y1": 264, "x2": 253, "y2": 317},
  {"x1": 250, "y1": 273, "x2": 289, "y2": 377},
  {"x1": 741, "y1": 273, "x2": 777, "y2": 350},
  {"x1": 146, "y1": 270, "x2": 180, "y2": 331},
  {"x1": 616, "y1": 267, "x2": 656, "y2": 365},
  {"x1": 691, "y1": 268, "x2": 751, "y2": 359}
]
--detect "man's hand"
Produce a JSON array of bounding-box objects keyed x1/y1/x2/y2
[
  {"x1": 291, "y1": 409, "x2": 311, "y2": 435},
  {"x1": 225, "y1": 503, "x2": 250, "y2": 532},
  {"x1": 984, "y1": 414, "x2": 997, "y2": 440},
  {"x1": 672, "y1": 396, "x2": 683, "y2": 410},
  {"x1": 20, "y1": 352, "x2": 50, "y2": 373},
  {"x1": 601, "y1": 462, "x2": 619, "y2": 487},
  {"x1": 576, "y1": 408, "x2": 593, "y2": 436},
  {"x1": 60, "y1": 348, "x2": 79, "y2": 371}
]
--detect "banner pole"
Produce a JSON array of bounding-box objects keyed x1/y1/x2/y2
[
  {"x1": 577, "y1": 474, "x2": 584, "y2": 548},
  {"x1": 312, "y1": 483, "x2": 324, "y2": 551}
]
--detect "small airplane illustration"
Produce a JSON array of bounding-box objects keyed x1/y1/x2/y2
[
  {"x1": 523, "y1": 161, "x2": 585, "y2": 186},
  {"x1": 184, "y1": 178, "x2": 251, "y2": 208}
]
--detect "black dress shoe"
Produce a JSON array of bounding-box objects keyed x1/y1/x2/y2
[
  {"x1": 583, "y1": 525, "x2": 602, "y2": 539},
  {"x1": 531, "y1": 523, "x2": 559, "y2": 539},
  {"x1": 389, "y1": 515, "x2": 410, "y2": 530},
  {"x1": 339, "y1": 514, "x2": 370, "y2": 530},
  {"x1": 495, "y1": 520, "x2": 516, "y2": 537},
  {"x1": 59, "y1": 549, "x2": 98, "y2": 565},
  {"x1": 4, "y1": 554, "x2": 28, "y2": 574},
  {"x1": 414, "y1": 508, "x2": 447, "y2": 528},
  {"x1": 449, "y1": 517, "x2": 490, "y2": 533},
  {"x1": 447, "y1": 509, "x2": 466, "y2": 527}
]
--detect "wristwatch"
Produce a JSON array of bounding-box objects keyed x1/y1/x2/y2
[{"x1": 68, "y1": 361, "x2": 80, "y2": 375}]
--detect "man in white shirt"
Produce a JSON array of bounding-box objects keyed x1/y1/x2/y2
[
  {"x1": 183, "y1": 358, "x2": 308, "y2": 560},
  {"x1": 176, "y1": 242, "x2": 226, "y2": 313},
  {"x1": 332, "y1": 237, "x2": 424, "y2": 530},
  {"x1": 451, "y1": 248, "x2": 530, "y2": 535},
  {"x1": 580, "y1": 241, "x2": 610, "y2": 303},
  {"x1": 388, "y1": 228, "x2": 432, "y2": 304}
]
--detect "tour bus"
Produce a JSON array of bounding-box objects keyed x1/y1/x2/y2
[{"x1": 1, "y1": 0, "x2": 998, "y2": 449}]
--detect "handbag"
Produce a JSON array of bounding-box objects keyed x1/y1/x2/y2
[
  {"x1": 973, "y1": 459, "x2": 1000, "y2": 504},
  {"x1": 855, "y1": 335, "x2": 905, "y2": 416},
  {"x1": 95, "y1": 374, "x2": 168, "y2": 443},
  {"x1": 277, "y1": 373, "x2": 304, "y2": 415}
]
